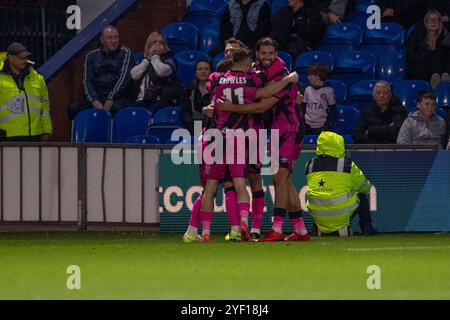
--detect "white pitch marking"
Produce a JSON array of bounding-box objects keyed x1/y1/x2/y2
[{"x1": 348, "y1": 246, "x2": 450, "y2": 252}]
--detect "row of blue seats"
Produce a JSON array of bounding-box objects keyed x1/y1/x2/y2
[
  {"x1": 159, "y1": 21, "x2": 408, "y2": 61},
  {"x1": 329, "y1": 79, "x2": 450, "y2": 116},
  {"x1": 71, "y1": 104, "x2": 359, "y2": 144},
  {"x1": 72, "y1": 106, "x2": 185, "y2": 143},
  {"x1": 136, "y1": 48, "x2": 402, "y2": 89}
]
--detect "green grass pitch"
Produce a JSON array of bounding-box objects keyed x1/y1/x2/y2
[{"x1": 1, "y1": 232, "x2": 450, "y2": 299}]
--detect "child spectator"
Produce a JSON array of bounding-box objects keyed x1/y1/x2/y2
[
  {"x1": 397, "y1": 91, "x2": 447, "y2": 146},
  {"x1": 300, "y1": 63, "x2": 336, "y2": 134}
]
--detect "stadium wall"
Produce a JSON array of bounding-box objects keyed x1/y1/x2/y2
[
  {"x1": 159, "y1": 150, "x2": 450, "y2": 233},
  {"x1": 46, "y1": 0, "x2": 187, "y2": 142},
  {"x1": 0, "y1": 143, "x2": 449, "y2": 233}
]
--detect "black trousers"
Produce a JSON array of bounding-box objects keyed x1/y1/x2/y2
[
  {"x1": 68, "y1": 97, "x2": 130, "y2": 120},
  {"x1": 352, "y1": 193, "x2": 372, "y2": 227}
]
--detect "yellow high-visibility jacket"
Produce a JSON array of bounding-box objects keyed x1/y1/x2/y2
[
  {"x1": 0, "y1": 53, "x2": 52, "y2": 138},
  {"x1": 305, "y1": 131, "x2": 371, "y2": 233}
]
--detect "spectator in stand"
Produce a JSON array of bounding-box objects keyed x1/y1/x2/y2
[
  {"x1": 68, "y1": 26, "x2": 134, "y2": 120},
  {"x1": 270, "y1": 0, "x2": 324, "y2": 58},
  {"x1": 300, "y1": 63, "x2": 337, "y2": 134},
  {"x1": 378, "y1": 0, "x2": 426, "y2": 29},
  {"x1": 0, "y1": 42, "x2": 52, "y2": 141},
  {"x1": 352, "y1": 81, "x2": 407, "y2": 144},
  {"x1": 397, "y1": 92, "x2": 447, "y2": 146},
  {"x1": 180, "y1": 60, "x2": 212, "y2": 134},
  {"x1": 310, "y1": 0, "x2": 351, "y2": 25},
  {"x1": 220, "y1": 0, "x2": 271, "y2": 49},
  {"x1": 444, "y1": 108, "x2": 450, "y2": 149},
  {"x1": 427, "y1": 0, "x2": 450, "y2": 30},
  {"x1": 215, "y1": 38, "x2": 247, "y2": 72},
  {"x1": 129, "y1": 31, "x2": 183, "y2": 114},
  {"x1": 405, "y1": 10, "x2": 450, "y2": 88}
]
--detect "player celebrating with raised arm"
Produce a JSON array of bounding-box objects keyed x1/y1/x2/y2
[
  {"x1": 217, "y1": 37, "x2": 310, "y2": 241},
  {"x1": 199, "y1": 47, "x2": 299, "y2": 242}
]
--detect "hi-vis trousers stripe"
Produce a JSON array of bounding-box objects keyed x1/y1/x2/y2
[
  {"x1": 309, "y1": 201, "x2": 359, "y2": 216},
  {"x1": 308, "y1": 191, "x2": 355, "y2": 206}
]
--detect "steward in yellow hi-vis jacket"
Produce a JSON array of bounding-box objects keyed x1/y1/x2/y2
[
  {"x1": 305, "y1": 131, "x2": 376, "y2": 235},
  {"x1": 0, "y1": 43, "x2": 52, "y2": 141}
]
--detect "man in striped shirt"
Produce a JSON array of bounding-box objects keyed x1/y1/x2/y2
[{"x1": 68, "y1": 25, "x2": 135, "y2": 120}]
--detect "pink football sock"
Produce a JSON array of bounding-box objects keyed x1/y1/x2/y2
[
  {"x1": 292, "y1": 217, "x2": 308, "y2": 235},
  {"x1": 238, "y1": 202, "x2": 250, "y2": 224},
  {"x1": 272, "y1": 215, "x2": 284, "y2": 233},
  {"x1": 188, "y1": 194, "x2": 202, "y2": 228},
  {"x1": 251, "y1": 194, "x2": 265, "y2": 231},
  {"x1": 201, "y1": 210, "x2": 214, "y2": 235},
  {"x1": 225, "y1": 188, "x2": 240, "y2": 227}
]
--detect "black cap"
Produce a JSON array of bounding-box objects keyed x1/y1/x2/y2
[{"x1": 7, "y1": 42, "x2": 32, "y2": 59}]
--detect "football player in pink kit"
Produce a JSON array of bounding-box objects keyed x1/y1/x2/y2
[
  {"x1": 200, "y1": 47, "x2": 299, "y2": 242},
  {"x1": 183, "y1": 39, "x2": 248, "y2": 243},
  {"x1": 217, "y1": 38, "x2": 310, "y2": 241}
]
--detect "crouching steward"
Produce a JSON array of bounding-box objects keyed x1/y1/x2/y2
[
  {"x1": 0, "y1": 43, "x2": 52, "y2": 141},
  {"x1": 305, "y1": 131, "x2": 372, "y2": 234}
]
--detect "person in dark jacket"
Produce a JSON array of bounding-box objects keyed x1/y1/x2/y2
[
  {"x1": 378, "y1": 0, "x2": 426, "y2": 29},
  {"x1": 180, "y1": 60, "x2": 212, "y2": 134},
  {"x1": 270, "y1": 0, "x2": 324, "y2": 58},
  {"x1": 405, "y1": 10, "x2": 450, "y2": 87},
  {"x1": 352, "y1": 81, "x2": 407, "y2": 144},
  {"x1": 310, "y1": 0, "x2": 351, "y2": 25},
  {"x1": 129, "y1": 31, "x2": 183, "y2": 114},
  {"x1": 68, "y1": 26, "x2": 134, "y2": 120},
  {"x1": 220, "y1": 0, "x2": 271, "y2": 49},
  {"x1": 426, "y1": 0, "x2": 450, "y2": 30}
]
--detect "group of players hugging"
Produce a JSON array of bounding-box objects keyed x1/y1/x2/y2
[{"x1": 183, "y1": 37, "x2": 311, "y2": 243}]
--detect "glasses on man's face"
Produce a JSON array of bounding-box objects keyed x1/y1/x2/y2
[{"x1": 426, "y1": 18, "x2": 440, "y2": 23}]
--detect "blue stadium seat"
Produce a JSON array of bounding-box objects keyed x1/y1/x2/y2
[
  {"x1": 111, "y1": 107, "x2": 152, "y2": 143},
  {"x1": 332, "y1": 105, "x2": 360, "y2": 135},
  {"x1": 212, "y1": 52, "x2": 225, "y2": 69},
  {"x1": 435, "y1": 80, "x2": 450, "y2": 109},
  {"x1": 360, "y1": 23, "x2": 405, "y2": 59},
  {"x1": 321, "y1": 23, "x2": 363, "y2": 47},
  {"x1": 330, "y1": 51, "x2": 376, "y2": 88},
  {"x1": 318, "y1": 23, "x2": 362, "y2": 61},
  {"x1": 72, "y1": 109, "x2": 111, "y2": 143},
  {"x1": 295, "y1": 51, "x2": 334, "y2": 88},
  {"x1": 326, "y1": 79, "x2": 347, "y2": 105},
  {"x1": 363, "y1": 23, "x2": 405, "y2": 47},
  {"x1": 344, "y1": 12, "x2": 369, "y2": 31},
  {"x1": 134, "y1": 51, "x2": 144, "y2": 64},
  {"x1": 148, "y1": 125, "x2": 184, "y2": 144},
  {"x1": 152, "y1": 106, "x2": 183, "y2": 126},
  {"x1": 278, "y1": 51, "x2": 293, "y2": 71},
  {"x1": 342, "y1": 134, "x2": 353, "y2": 144},
  {"x1": 198, "y1": 25, "x2": 221, "y2": 54},
  {"x1": 303, "y1": 134, "x2": 319, "y2": 145},
  {"x1": 189, "y1": 0, "x2": 228, "y2": 16},
  {"x1": 175, "y1": 50, "x2": 211, "y2": 87},
  {"x1": 125, "y1": 135, "x2": 161, "y2": 144},
  {"x1": 347, "y1": 80, "x2": 378, "y2": 111},
  {"x1": 161, "y1": 22, "x2": 199, "y2": 55},
  {"x1": 270, "y1": 0, "x2": 288, "y2": 15},
  {"x1": 355, "y1": 0, "x2": 378, "y2": 13},
  {"x1": 184, "y1": 11, "x2": 221, "y2": 29},
  {"x1": 378, "y1": 50, "x2": 406, "y2": 84},
  {"x1": 393, "y1": 80, "x2": 433, "y2": 112}
]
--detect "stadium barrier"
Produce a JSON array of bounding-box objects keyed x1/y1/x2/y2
[
  {"x1": 1, "y1": 143, "x2": 449, "y2": 233},
  {"x1": 0, "y1": 143, "x2": 160, "y2": 232},
  {"x1": 159, "y1": 144, "x2": 450, "y2": 233}
]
